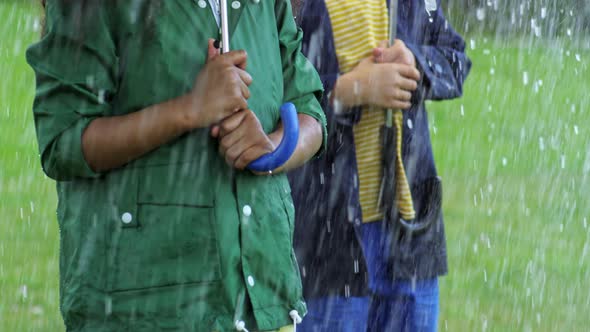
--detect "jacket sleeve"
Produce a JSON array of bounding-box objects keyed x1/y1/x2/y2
[
  {"x1": 275, "y1": 0, "x2": 328, "y2": 156},
  {"x1": 26, "y1": 1, "x2": 117, "y2": 181},
  {"x1": 404, "y1": 0, "x2": 472, "y2": 102}
]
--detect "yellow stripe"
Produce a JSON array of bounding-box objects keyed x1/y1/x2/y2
[{"x1": 394, "y1": 111, "x2": 416, "y2": 220}]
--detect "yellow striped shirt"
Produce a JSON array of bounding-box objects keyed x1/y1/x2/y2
[{"x1": 325, "y1": 0, "x2": 388, "y2": 222}]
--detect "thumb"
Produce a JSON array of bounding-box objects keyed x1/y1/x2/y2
[
  {"x1": 210, "y1": 125, "x2": 220, "y2": 138},
  {"x1": 207, "y1": 39, "x2": 220, "y2": 61},
  {"x1": 373, "y1": 47, "x2": 384, "y2": 63},
  {"x1": 373, "y1": 40, "x2": 389, "y2": 63}
]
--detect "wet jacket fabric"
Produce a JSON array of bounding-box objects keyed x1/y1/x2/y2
[
  {"x1": 289, "y1": 0, "x2": 471, "y2": 299},
  {"x1": 26, "y1": 1, "x2": 326, "y2": 331}
]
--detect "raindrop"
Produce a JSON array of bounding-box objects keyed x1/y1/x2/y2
[
  {"x1": 489, "y1": 67, "x2": 495, "y2": 75},
  {"x1": 32, "y1": 18, "x2": 40, "y2": 31},
  {"x1": 575, "y1": 54, "x2": 581, "y2": 62},
  {"x1": 470, "y1": 39, "x2": 476, "y2": 50},
  {"x1": 476, "y1": 8, "x2": 486, "y2": 21},
  {"x1": 460, "y1": 104, "x2": 465, "y2": 116},
  {"x1": 531, "y1": 19, "x2": 541, "y2": 37},
  {"x1": 98, "y1": 90, "x2": 106, "y2": 104},
  {"x1": 567, "y1": 28, "x2": 572, "y2": 36},
  {"x1": 539, "y1": 137, "x2": 545, "y2": 151},
  {"x1": 560, "y1": 155, "x2": 565, "y2": 169},
  {"x1": 13, "y1": 39, "x2": 21, "y2": 56},
  {"x1": 424, "y1": 0, "x2": 437, "y2": 12},
  {"x1": 19, "y1": 285, "x2": 28, "y2": 299},
  {"x1": 574, "y1": 125, "x2": 579, "y2": 135},
  {"x1": 407, "y1": 119, "x2": 413, "y2": 129},
  {"x1": 31, "y1": 306, "x2": 44, "y2": 316},
  {"x1": 533, "y1": 80, "x2": 542, "y2": 93},
  {"x1": 502, "y1": 157, "x2": 507, "y2": 166},
  {"x1": 352, "y1": 80, "x2": 360, "y2": 98},
  {"x1": 541, "y1": 7, "x2": 547, "y2": 19},
  {"x1": 523, "y1": 72, "x2": 529, "y2": 85},
  {"x1": 105, "y1": 296, "x2": 112, "y2": 315}
]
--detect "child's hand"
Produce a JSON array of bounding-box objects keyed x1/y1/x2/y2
[
  {"x1": 336, "y1": 57, "x2": 420, "y2": 110},
  {"x1": 214, "y1": 110, "x2": 275, "y2": 170},
  {"x1": 181, "y1": 39, "x2": 253, "y2": 130},
  {"x1": 373, "y1": 39, "x2": 416, "y2": 68}
]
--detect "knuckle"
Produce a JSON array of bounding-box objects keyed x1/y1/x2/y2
[
  {"x1": 227, "y1": 152, "x2": 238, "y2": 165},
  {"x1": 220, "y1": 121, "x2": 232, "y2": 132}
]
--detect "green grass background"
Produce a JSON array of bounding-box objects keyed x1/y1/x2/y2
[{"x1": 1, "y1": 1, "x2": 589, "y2": 331}]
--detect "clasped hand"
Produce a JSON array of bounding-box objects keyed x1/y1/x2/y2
[
  {"x1": 186, "y1": 39, "x2": 274, "y2": 171},
  {"x1": 336, "y1": 39, "x2": 421, "y2": 110}
]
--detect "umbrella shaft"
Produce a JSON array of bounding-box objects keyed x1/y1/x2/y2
[
  {"x1": 389, "y1": 0, "x2": 398, "y2": 44},
  {"x1": 386, "y1": 0, "x2": 399, "y2": 128},
  {"x1": 220, "y1": 0, "x2": 230, "y2": 53}
]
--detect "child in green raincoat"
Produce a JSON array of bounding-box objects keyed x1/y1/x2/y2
[{"x1": 27, "y1": 1, "x2": 326, "y2": 331}]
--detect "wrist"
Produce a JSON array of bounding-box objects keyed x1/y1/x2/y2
[
  {"x1": 176, "y1": 93, "x2": 203, "y2": 131},
  {"x1": 336, "y1": 70, "x2": 365, "y2": 107}
]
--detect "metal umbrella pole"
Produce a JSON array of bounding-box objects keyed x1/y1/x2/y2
[
  {"x1": 385, "y1": 0, "x2": 398, "y2": 127},
  {"x1": 220, "y1": 0, "x2": 230, "y2": 53},
  {"x1": 379, "y1": 0, "x2": 400, "y2": 219}
]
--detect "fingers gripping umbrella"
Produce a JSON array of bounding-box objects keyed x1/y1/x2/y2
[{"x1": 219, "y1": 0, "x2": 300, "y2": 173}]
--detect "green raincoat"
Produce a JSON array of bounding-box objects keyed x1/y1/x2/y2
[{"x1": 26, "y1": 1, "x2": 326, "y2": 331}]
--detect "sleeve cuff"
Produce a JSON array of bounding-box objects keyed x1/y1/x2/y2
[
  {"x1": 41, "y1": 117, "x2": 102, "y2": 181},
  {"x1": 404, "y1": 42, "x2": 432, "y2": 102}
]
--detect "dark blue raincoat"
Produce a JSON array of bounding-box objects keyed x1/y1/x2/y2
[{"x1": 288, "y1": 0, "x2": 472, "y2": 299}]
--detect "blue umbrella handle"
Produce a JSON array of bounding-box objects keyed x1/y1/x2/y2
[{"x1": 247, "y1": 103, "x2": 299, "y2": 172}]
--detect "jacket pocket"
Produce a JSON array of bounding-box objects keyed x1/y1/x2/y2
[{"x1": 109, "y1": 162, "x2": 222, "y2": 292}]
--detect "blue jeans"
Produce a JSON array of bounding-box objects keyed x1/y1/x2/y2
[
  {"x1": 298, "y1": 296, "x2": 369, "y2": 332},
  {"x1": 361, "y1": 221, "x2": 440, "y2": 332}
]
